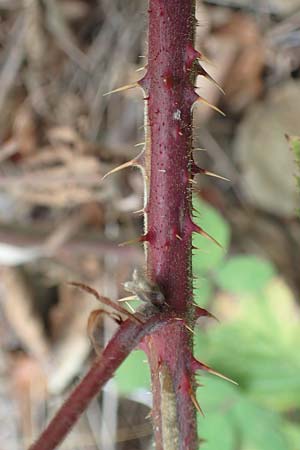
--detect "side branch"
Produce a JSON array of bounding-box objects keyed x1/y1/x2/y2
[{"x1": 29, "y1": 314, "x2": 162, "y2": 450}]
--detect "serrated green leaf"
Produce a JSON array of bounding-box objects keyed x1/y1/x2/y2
[
  {"x1": 196, "y1": 377, "x2": 289, "y2": 450},
  {"x1": 194, "y1": 278, "x2": 300, "y2": 411}
]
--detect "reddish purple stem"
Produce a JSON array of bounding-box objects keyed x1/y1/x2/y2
[{"x1": 140, "y1": 1, "x2": 199, "y2": 449}]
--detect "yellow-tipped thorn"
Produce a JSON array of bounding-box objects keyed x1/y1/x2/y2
[
  {"x1": 197, "y1": 66, "x2": 225, "y2": 95},
  {"x1": 125, "y1": 301, "x2": 136, "y2": 313},
  {"x1": 136, "y1": 65, "x2": 147, "y2": 72},
  {"x1": 102, "y1": 159, "x2": 136, "y2": 181},
  {"x1": 190, "y1": 390, "x2": 205, "y2": 417},
  {"x1": 203, "y1": 170, "x2": 230, "y2": 182},
  {"x1": 184, "y1": 324, "x2": 195, "y2": 335},
  {"x1": 192, "y1": 303, "x2": 220, "y2": 323},
  {"x1": 198, "y1": 54, "x2": 216, "y2": 68},
  {"x1": 103, "y1": 82, "x2": 138, "y2": 97},
  {"x1": 118, "y1": 295, "x2": 137, "y2": 303},
  {"x1": 206, "y1": 368, "x2": 238, "y2": 386},
  {"x1": 200, "y1": 228, "x2": 222, "y2": 249},
  {"x1": 206, "y1": 76, "x2": 225, "y2": 95},
  {"x1": 192, "y1": 148, "x2": 207, "y2": 152},
  {"x1": 191, "y1": 222, "x2": 223, "y2": 249},
  {"x1": 133, "y1": 208, "x2": 144, "y2": 215},
  {"x1": 176, "y1": 234, "x2": 183, "y2": 241},
  {"x1": 145, "y1": 411, "x2": 152, "y2": 420},
  {"x1": 207, "y1": 75, "x2": 226, "y2": 95},
  {"x1": 174, "y1": 318, "x2": 195, "y2": 335},
  {"x1": 118, "y1": 236, "x2": 144, "y2": 247},
  {"x1": 197, "y1": 97, "x2": 226, "y2": 117}
]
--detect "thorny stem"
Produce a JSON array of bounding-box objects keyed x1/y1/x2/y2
[
  {"x1": 142, "y1": 0, "x2": 196, "y2": 311},
  {"x1": 139, "y1": 1, "x2": 199, "y2": 449},
  {"x1": 28, "y1": 2, "x2": 214, "y2": 450}
]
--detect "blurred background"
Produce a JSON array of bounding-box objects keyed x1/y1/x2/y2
[{"x1": 0, "y1": 0, "x2": 300, "y2": 449}]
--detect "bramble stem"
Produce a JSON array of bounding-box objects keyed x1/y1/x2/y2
[
  {"x1": 140, "y1": 1, "x2": 199, "y2": 449},
  {"x1": 29, "y1": 2, "x2": 202, "y2": 449}
]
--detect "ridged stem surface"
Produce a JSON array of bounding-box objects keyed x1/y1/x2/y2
[
  {"x1": 141, "y1": 2, "x2": 198, "y2": 449},
  {"x1": 144, "y1": 0, "x2": 195, "y2": 311}
]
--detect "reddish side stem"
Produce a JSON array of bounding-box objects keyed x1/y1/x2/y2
[{"x1": 29, "y1": 317, "x2": 156, "y2": 450}]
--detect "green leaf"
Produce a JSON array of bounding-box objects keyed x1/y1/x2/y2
[
  {"x1": 231, "y1": 399, "x2": 289, "y2": 450},
  {"x1": 196, "y1": 376, "x2": 239, "y2": 412},
  {"x1": 115, "y1": 350, "x2": 150, "y2": 394},
  {"x1": 192, "y1": 197, "x2": 230, "y2": 273},
  {"x1": 196, "y1": 377, "x2": 289, "y2": 450},
  {"x1": 286, "y1": 135, "x2": 300, "y2": 164},
  {"x1": 282, "y1": 422, "x2": 300, "y2": 450},
  {"x1": 286, "y1": 134, "x2": 300, "y2": 217},
  {"x1": 196, "y1": 378, "x2": 239, "y2": 450},
  {"x1": 198, "y1": 413, "x2": 235, "y2": 450},
  {"x1": 194, "y1": 278, "x2": 300, "y2": 411},
  {"x1": 193, "y1": 277, "x2": 213, "y2": 308},
  {"x1": 215, "y1": 255, "x2": 276, "y2": 294}
]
